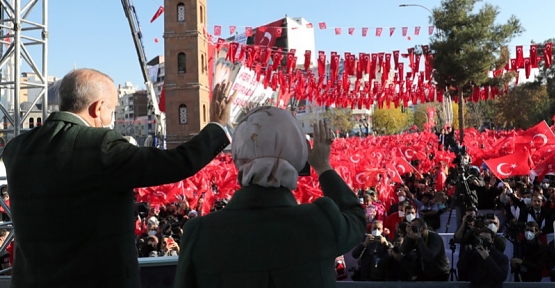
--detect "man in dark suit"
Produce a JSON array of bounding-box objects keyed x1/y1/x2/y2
[
  {"x1": 174, "y1": 108, "x2": 366, "y2": 288},
  {"x1": 401, "y1": 218, "x2": 450, "y2": 281},
  {"x1": 2, "y1": 69, "x2": 235, "y2": 288}
]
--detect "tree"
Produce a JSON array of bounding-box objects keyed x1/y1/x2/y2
[
  {"x1": 532, "y1": 39, "x2": 555, "y2": 119},
  {"x1": 464, "y1": 100, "x2": 497, "y2": 129},
  {"x1": 372, "y1": 107, "x2": 411, "y2": 135},
  {"x1": 413, "y1": 103, "x2": 439, "y2": 130},
  {"x1": 431, "y1": 0, "x2": 523, "y2": 142},
  {"x1": 323, "y1": 108, "x2": 354, "y2": 133},
  {"x1": 495, "y1": 83, "x2": 552, "y2": 129}
]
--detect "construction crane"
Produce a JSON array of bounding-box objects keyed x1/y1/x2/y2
[{"x1": 120, "y1": 0, "x2": 166, "y2": 148}]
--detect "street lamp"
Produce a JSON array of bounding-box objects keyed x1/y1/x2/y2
[
  {"x1": 399, "y1": 4, "x2": 433, "y2": 15},
  {"x1": 400, "y1": 3, "x2": 453, "y2": 126}
]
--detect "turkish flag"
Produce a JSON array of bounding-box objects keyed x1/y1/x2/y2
[
  {"x1": 306, "y1": 23, "x2": 313, "y2": 28},
  {"x1": 530, "y1": 44, "x2": 538, "y2": 68},
  {"x1": 393, "y1": 50, "x2": 400, "y2": 68},
  {"x1": 532, "y1": 152, "x2": 555, "y2": 180},
  {"x1": 385, "y1": 163, "x2": 403, "y2": 183},
  {"x1": 515, "y1": 45, "x2": 524, "y2": 68},
  {"x1": 319, "y1": 22, "x2": 327, "y2": 29},
  {"x1": 515, "y1": 120, "x2": 555, "y2": 148},
  {"x1": 510, "y1": 58, "x2": 517, "y2": 71},
  {"x1": 150, "y1": 6, "x2": 164, "y2": 23},
  {"x1": 392, "y1": 157, "x2": 415, "y2": 175},
  {"x1": 544, "y1": 42, "x2": 553, "y2": 68},
  {"x1": 254, "y1": 19, "x2": 283, "y2": 47},
  {"x1": 317, "y1": 51, "x2": 326, "y2": 77},
  {"x1": 362, "y1": 27, "x2": 368, "y2": 37},
  {"x1": 484, "y1": 151, "x2": 531, "y2": 179},
  {"x1": 276, "y1": 28, "x2": 283, "y2": 37},
  {"x1": 229, "y1": 26, "x2": 236, "y2": 34},
  {"x1": 375, "y1": 28, "x2": 383, "y2": 37},
  {"x1": 245, "y1": 27, "x2": 253, "y2": 37},
  {"x1": 524, "y1": 57, "x2": 531, "y2": 79},
  {"x1": 414, "y1": 26, "x2": 421, "y2": 36},
  {"x1": 402, "y1": 27, "x2": 408, "y2": 36},
  {"x1": 304, "y1": 50, "x2": 311, "y2": 72},
  {"x1": 389, "y1": 27, "x2": 395, "y2": 37},
  {"x1": 428, "y1": 26, "x2": 435, "y2": 35},
  {"x1": 213, "y1": 25, "x2": 221, "y2": 36},
  {"x1": 335, "y1": 28, "x2": 341, "y2": 35},
  {"x1": 348, "y1": 28, "x2": 355, "y2": 35}
]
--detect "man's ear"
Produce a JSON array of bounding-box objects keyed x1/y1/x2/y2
[{"x1": 89, "y1": 100, "x2": 103, "y2": 118}]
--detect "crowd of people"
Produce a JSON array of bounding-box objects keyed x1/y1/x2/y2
[
  {"x1": 2, "y1": 67, "x2": 555, "y2": 288},
  {"x1": 131, "y1": 150, "x2": 555, "y2": 287}
]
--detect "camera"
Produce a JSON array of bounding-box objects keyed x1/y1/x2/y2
[
  {"x1": 505, "y1": 221, "x2": 526, "y2": 241},
  {"x1": 466, "y1": 214, "x2": 486, "y2": 228},
  {"x1": 411, "y1": 225, "x2": 420, "y2": 234},
  {"x1": 470, "y1": 235, "x2": 492, "y2": 250}
]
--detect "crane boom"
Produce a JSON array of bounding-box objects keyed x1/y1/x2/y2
[{"x1": 121, "y1": 0, "x2": 165, "y2": 147}]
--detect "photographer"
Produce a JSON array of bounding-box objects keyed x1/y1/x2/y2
[
  {"x1": 456, "y1": 228, "x2": 509, "y2": 288},
  {"x1": 511, "y1": 221, "x2": 548, "y2": 282},
  {"x1": 400, "y1": 218, "x2": 450, "y2": 281},
  {"x1": 455, "y1": 209, "x2": 506, "y2": 254},
  {"x1": 378, "y1": 236, "x2": 418, "y2": 281},
  {"x1": 450, "y1": 151, "x2": 485, "y2": 227},
  {"x1": 351, "y1": 220, "x2": 392, "y2": 281}
]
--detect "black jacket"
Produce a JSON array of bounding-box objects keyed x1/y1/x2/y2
[{"x1": 457, "y1": 247, "x2": 509, "y2": 288}]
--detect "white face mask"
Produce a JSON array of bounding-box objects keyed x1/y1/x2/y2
[
  {"x1": 487, "y1": 223, "x2": 498, "y2": 233},
  {"x1": 101, "y1": 103, "x2": 115, "y2": 129},
  {"x1": 371, "y1": 229, "x2": 382, "y2": 237},
  {"x1": 523, "y1": 198, "x2": 532, "y2": 206},
  {"x1": 541, "y1": 183, "x2": 550, "y2": 189},
  {"x1": 148, "y1": 230, "x2": 157, "y2": 236},
  {"x1": 398, "y1": 196, "x2": 406, "y2": 202},
  {"x1": 405, "y1": 213, "x2": 416, "y2": 222},
  {"x1": 398, "y1": 211, "x2": 405, "y2": 218},
  {"x1": 524, "y1": 231, "x2": 535, "y2": 241}
]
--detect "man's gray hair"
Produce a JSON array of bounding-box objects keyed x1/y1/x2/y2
[{"x1": 58, "y1": 68, "x2": 114, "y2": 113}]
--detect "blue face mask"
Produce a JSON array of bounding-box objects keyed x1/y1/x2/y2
[{"x1": 439, "y1": 203, "x2": 446, "y2": 210}]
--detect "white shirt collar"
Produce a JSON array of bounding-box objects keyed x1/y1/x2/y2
[{"x1": 65, "y1": 111, "x2": 90, "y2": 127}]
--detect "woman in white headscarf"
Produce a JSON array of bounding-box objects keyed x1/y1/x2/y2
[{"x1": 174, "y1": 106, "x2": 366, "y2": 288}]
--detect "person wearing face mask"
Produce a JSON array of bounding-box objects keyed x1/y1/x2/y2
[
  {"x1": 514, "y1": 193, "x2": 553, "y2": 235},
  {"x1": 456, "y1": 228, "x2": 509, "y2": 288},
  {"x1": 387, "y1": 187, "x2": 409, "y2": 215},
  {"x1": 351, "y1": 220, "x2": 392, "y2": 281},
  {"x1": 501, "y1": 182, "x2": 535, "y2": 227},
  {"x1": 511, "y1": 221, "x2": 548, "y2": 282},
  {"x1": 484, "y1": 215, "x2": 507, "y2": 253},
  {"x1": 385, "y1": 201, "x2": 410, "y2": 236},
  {"x1": 2, "y1": 68, "x2": 236, "y2": 288}
]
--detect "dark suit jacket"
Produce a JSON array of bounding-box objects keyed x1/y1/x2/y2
[
  {"x1": 2, "y1": 112, "x2": 229, "y2": 288},
  {"x1": 173, "y1": 170, "x2": 366, "y2": 288},
  {"x1": 457, "y1": 248, "x2": 509, "y2": 288}
]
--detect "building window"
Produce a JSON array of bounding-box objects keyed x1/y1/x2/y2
[
  {"x1": 177, "y1": 3, "x2": 185, "y2": 22},
  {"x1": 202, "y1": 104, "x2": 206, "y2": 123},
  {"x1": 178, "y1": 52, "x2": 186, "y2": 74},
  {"x1": 200, "y1": 6, "x2": 204, "y2": 24},
  {"x1": 201, "y1": 54, "x2": 205, "y2": 74},
  {"x1": 179, "y1": 104, "x2": 188, "y2": 125},
  {"x1": 29, "y1": 117, "x2": 34, "y2": 128},
  {"x1": 37, "y1": 117, "x2": 42, "y2": 126}
]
